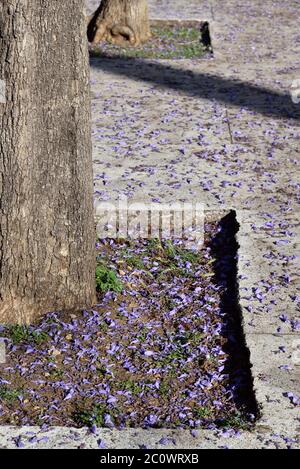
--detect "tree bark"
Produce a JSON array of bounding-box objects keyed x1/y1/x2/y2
[
  {"x1": 88, "y1": 0, "x2": 151, "y2": 46},
  {"x1": 0, "y1": 1, "x2": 96, "y2": 324}
]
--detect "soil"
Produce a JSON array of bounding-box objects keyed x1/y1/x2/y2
[
  {"x1": 0, "y1": 220, "x2": 257, "y2": 429},
  {"x1": 89, "y1": 25, "x2": 207, "y2": 59}
]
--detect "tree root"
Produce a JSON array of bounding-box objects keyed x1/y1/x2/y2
[
  {"x1": 111, "y1": 24, "x2": 136, "y2": 45},
  {"x1": 87, "y1": 0, "x2": 151, "y2": 48},
  {"x1": 88, "y1": 19, "x2": 138, "y2": 46}
]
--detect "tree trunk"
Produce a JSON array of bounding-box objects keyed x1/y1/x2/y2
[
  {"x1": 0, "y1": 1, "x2": 96, "y2": 324},
  {"x1": 88, "y1": 0, "x2": 151, "y2": 46}
]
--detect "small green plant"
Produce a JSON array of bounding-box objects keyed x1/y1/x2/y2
[
  {"x1": 176, "y1": 331, "x2": 204, "y2": 346},
  {"x1": 174, "y1": 247, "x2": 200, "y2": 264},
  {"x1": 98, "y1": 322, "x2": 109, "y2": 333},
  {"x1": 73, "y1": 403, "x2": 108, "y2": 427},
  {"x1": 118, "y1": 379, "x2": 142, "y2": 396},
  {"x1": 48, "y1": 369, "x2": 64, "y2": 380},
  {"x1": 164, "y1": 241, "x2": 177, "y2": 259},
  {"x1": 158, "y1": 378, "x2": 172, "y2": 398},
  {"x1": 160, "y1": 241, "x2": 201, "y2": 268},
  {"x1": 193, "y1": 407, "x2": 214, "y2": 419},
  {"x1": 7, "y1": 325, "x2": 49, "y2": 345},
  {"x1": 137, "y1": 327, "x2": 148, "y2": 343},
  {"x1": 73, "y1": 403, "x2": 120, "y2": 428},
  {"x1": 0, "y1": 385, "x2": 23, "y2": 403},
  {"x1": 216, "y1": 412, "x2": 251, "y2": 431},
  {"x1": 125, "y1": 255, "x2": 145, "y2": 270},
  {"x1": 157, "y1": 347, "x2": 188, "y2": 367},
  {"x1": 147, "y1": 238, "x2": 162, "y2": 252},
  {"x1": 95, "y1": 266, "x2": 123, "y2": 293}
]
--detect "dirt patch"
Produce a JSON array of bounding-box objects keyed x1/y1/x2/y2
[
  {"x1": 89, "y1": 21, "x2": 211, "y2": 59},
  {"x1": 0, "y1": 217, "x2": 257, "y2": 429}
]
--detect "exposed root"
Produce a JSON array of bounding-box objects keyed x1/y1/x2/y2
[
  {"x1": 87, "y1": 0, "x2": 151, "y2": 47},
  {"x1": 110, "y1": 24, "x2": 136, "y2": 45},
  {"x1": 88, "y1": 18, "x2": 140, "y2": 46}
]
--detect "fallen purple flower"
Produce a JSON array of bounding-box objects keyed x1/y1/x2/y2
[
  {"x1": 97, "y1": 439, "x2": 106, "y2": 449},
  {"x1": 283, "y1": 392, "x2": 300, "y2": 406}
]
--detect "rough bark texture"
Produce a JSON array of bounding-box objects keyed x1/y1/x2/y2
[
  {"x1": 0, "y1": 1, "x2": 96, "y2": 324},
  {"x1": 88, "y1": 0, "x2": 151, "y2": 46}
]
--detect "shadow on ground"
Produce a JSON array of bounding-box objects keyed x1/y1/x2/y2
[
  {"x1": 209, "y1": 211, "x2": 259, "y2": 422},
  {"x1": 90, "y1": 55, "x2": 300, "y2": 121}
]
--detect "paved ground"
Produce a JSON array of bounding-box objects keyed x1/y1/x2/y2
[{"x1": 1, "y1": 0, "x2": 299, "y2": 449}]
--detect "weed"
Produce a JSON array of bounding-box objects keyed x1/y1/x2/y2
[
  {"x1": 0, "y1": 385, "x2": 23, "y2": 403},
  {"x1": 193, "y1": 407, "x2": 214, "y2": 419},
  {"x1": 164, "y1": 240, "x2": 177, "y2": 259},
  {"x1": 137, "y1": 327, "x2": 148, "y2": 343},
  {"x1": 216, "y1": 412, "x2": 251, "y2": 431},
  {"x1": 173, "y1": 247, "x2": 200, "y2": 264},
  {"x1": 157, "y1": 347, "x2": 188, "y2": 367},
  {"x1": 48, "y1": 369, "x2": 64, "y2": 380},
  {"x1": 96, "y1": 366, "x2": 107, "y2": 377},
  {"x1": 118, "y1": 380, "x2": 142, "y2": 396},
  {"x1": 176, "y1": 331, "x2": 204, "y2": 346},
  {"x1": 161, "y1": 296, "x2": 176, "y2": 311},
  {"x1": 158, "y1": 378, "x2": 173, "y2": 398},
  {"x1": 98, "y1": 322, "x2": 109, "y2": 333},
  {"x1": 147, "y1": 238, "x2": 162, "y2": 252},
  {"x1": 7, "y1": 325, "x2": 49, "y2": 345},
  {"x1": 95, "y1": 266, "x2": 123, "y2": 293},
  {"x1": 125, "y1": 256, "x2": 145, "y2": 270},
  {"x1": 73, "y1": 403, "x2": 108, "y2": 427}
]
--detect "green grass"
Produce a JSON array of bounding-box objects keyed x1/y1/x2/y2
[
  {"x1": 193, "y1": 407, "x2": 214, "y2": 419},
  {"x1": 158, "y1": 377, "x2": 174, "y2": 398},
  {"x1": 95, "y1": 266, "x2": 123, "y2": 294},
  {"x1": 98, "y1": 322, "x2": 109, "y2": 333},
  {"x1": 117, "y1": 379, "x2": 143, "y2": 396},
  {"x1": 176, "y1": 331, "x2": 204, "y2": 346},
  {"x1": 147, "y1": 238, "x2": 162, "y2": 251},
  {"x1": 156, "y1": 347, "x2": 188, "y2": 367},
  {"x1": 48, "y1": 369, "x2": 64, "y2": 380},
  {"x1": 216, "y1": 412, "x2": 252, "y2": 431},
  {"x1": 137, "y1": 327, "x2": 149, "y2": 343},
  {"x1": 73, "y1": 403, "x2": 108, "y2": 427},
  {"x1": 164, "y1": 241, "x2": 201, "y2": 264},
  {"x1": 147, "y1": 239, "x2": 201, "y2": 265},
  {"x1": 90, "y1": 26, "x2": 206, "y2": 60},
  {"x1": 73, "y1": 403, "x2": 120, "y2": 428},
  {"x1": 125, "y1": 255, "x2": 145, "y2": 270},
  {"x1": 6, "y1": 325, "x2": 49, "y2": 345},
  {"x1": 0, "y1": 385, "x2": 23, "y2": 403},
  {"x1": 145, "y1": 239, "x2": 202, "y2": 281}
]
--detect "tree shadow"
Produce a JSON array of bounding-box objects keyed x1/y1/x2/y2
[{"x1": 90, "y1": 55, "x2": 300, "y2": 121}]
